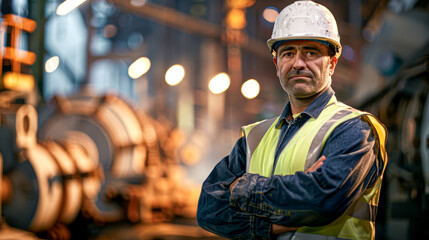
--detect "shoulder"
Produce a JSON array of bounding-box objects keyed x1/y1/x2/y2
[
  {"x1": 332, "y1": 102, "x2": 376, "y2": 133},
  {"x1": 327, "y1": 117, "x2": 374, "y2": 149},
  {"x1": 240, "y1": 117, "x2": 278, "y2": 137},
  {"x1": 332, "y1": 115, "x2": 373, "y2": 139},
  {"x1": 334, "y1": 102, "x2": 378, "y2": 133},
  {"x1": 321, "y1": 116, "x2": 375, "y2": 157},
  {"x1": 338, "y1": 116, "x2": 371, "y2": 131}
]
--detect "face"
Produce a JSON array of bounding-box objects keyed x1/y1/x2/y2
[{"x1": 273, "y1": 40, "x2": 337, "y2": 99}]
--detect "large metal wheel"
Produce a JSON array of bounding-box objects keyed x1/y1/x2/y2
[
  {"x1": 3, "y1": 144, "x2": 63, "y2": 232},
  {"x1": 38, "y1": 91, "x2": 147, "y2": 177}
]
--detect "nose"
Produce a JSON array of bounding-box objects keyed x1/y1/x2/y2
[{"x1": 293, "y1": 52, "x2": 306, "y2": 70}]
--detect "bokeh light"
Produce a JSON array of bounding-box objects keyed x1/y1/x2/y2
[
  {"x1": 241, "y1": 79, "x2": 260, "y2": 99},
  {"x1": 208, "y1": 73, "x2": 230, "y2": 94},
  {"x1": 165, "y1": 64, "x2": 185, "y2": 86},
  {"x1": 130, "y1": 0, "x2": 147, "y2": 7},
  {"x1": 57, "y1": 0, "x2": 87, "y2": 16},
  {"x1": 128, "y1": 57, "x2": 151, "y2": 79},
  {"x1": 342, "y1": 45, "x2": 357, "y2": 62},
  {"x1": 362, "y1": 27, "x2": 376, "y2": 42},
  {"x1": 262, "y1": 7, "x2": 279, "y2": 23},
  {"x1": 45, "y1": 56, "x2": 60, "y2": 73},
  {"x1": 103, "y1": 24, "x2": 117, "y2": 38}
]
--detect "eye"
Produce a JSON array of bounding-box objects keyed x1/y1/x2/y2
[
  {"x1": 306, "y1": 51, "x2": 317, "y2": 57},
  {"x1": 281, "y1": 51, "x2": 295, "y2": 58}
]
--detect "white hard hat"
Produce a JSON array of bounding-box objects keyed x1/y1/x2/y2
[{"x1": 267, "y1": 0, "x2": 342, "y2": 58}]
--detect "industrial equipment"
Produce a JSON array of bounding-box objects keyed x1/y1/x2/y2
[
  {"x1": 0, "y1": 88, "x2": 200, "y2": 239},
  {"x1": 0, "y1": 4, "x2": 201, "y2": 239},
  {"x1": 354, "y1": 8, "x2": 429, "y2": 239}
]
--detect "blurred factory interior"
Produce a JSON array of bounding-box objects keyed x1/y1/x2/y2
[{"x1": 0, "y1": 0, "x2": 428, "y2": 239}]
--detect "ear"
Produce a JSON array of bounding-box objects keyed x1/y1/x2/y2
[
  {"x1": 329, "y1": 57, "x2": 338, "y2": 76},
  {"x1": 273, "y1": 57, "x2": 280, "y2": 78}
]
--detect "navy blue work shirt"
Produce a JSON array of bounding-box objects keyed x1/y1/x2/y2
[{"x1": 197, "y1": 87, "x2": 383, "y2": 239}]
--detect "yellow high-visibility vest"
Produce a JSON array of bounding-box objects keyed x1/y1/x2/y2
[{"x1": 241, "y1": 96, "x2": 388, "y2": 240}]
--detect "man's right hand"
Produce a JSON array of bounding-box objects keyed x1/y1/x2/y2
[
  {"x1": 305, "y1": 155, "x2": 326, "y2": 173},
  {"x1": 271, "y1": 224, "x2": 299, "y2": 235}
]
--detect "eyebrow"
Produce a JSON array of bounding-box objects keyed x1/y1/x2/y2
[
  {"x1": 302, "y1": 46, "x2": 321, "y2": 52},
  {"x1": 277, "y1": 46, "x2": 296, "y2": 55},
  {"x1": 278, "y1": 45, "x2": 323, "y2": 55}
]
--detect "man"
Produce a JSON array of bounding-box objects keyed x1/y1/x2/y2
[{"x1": 197, "y1": 1, "x2": 388, "y2": 240}]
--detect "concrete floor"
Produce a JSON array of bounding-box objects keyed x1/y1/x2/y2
[{"x1": 92, "y1": 219, "x2": 226, "y2": 240}]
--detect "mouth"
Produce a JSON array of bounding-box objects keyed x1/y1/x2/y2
[{"x1": 289, "y1": 75, "x2": 312, "y2": 81}]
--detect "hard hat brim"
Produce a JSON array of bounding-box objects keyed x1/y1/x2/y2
[{"x1": 267, "y1": 36, "x2": 342, "y2": 58}]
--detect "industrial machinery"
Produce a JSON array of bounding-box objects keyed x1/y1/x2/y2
[
  {"x1": 0, "y1": 89, "x2": 199, "y2": 239},
  {"x1": 353, "y1": 7, "x2": 429, "y2": 239},
  {"x1": 0, "y1": 10, "x2": 198, "y2": 239}
]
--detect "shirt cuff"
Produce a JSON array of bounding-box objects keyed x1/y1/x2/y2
[
  {"x1": 230, "y1": 173, "x2": 257, "y2": 211},
  {"x1": 230, "y1": 173, "x2": 271, "y2": 216},
  {"x1": 253, "y1": 216, "x2": 272, "y2": 239}
]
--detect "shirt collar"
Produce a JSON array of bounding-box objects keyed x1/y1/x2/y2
[{"x1": 276, "y1": 87, "x2": 335, "y2": 128}]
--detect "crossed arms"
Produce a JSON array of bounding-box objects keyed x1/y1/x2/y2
[{"x1": 197, "y1": 118, "x2": 382, "y2": 239}]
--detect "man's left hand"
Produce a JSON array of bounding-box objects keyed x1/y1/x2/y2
[{"x1": 229, "y1": 177, "x2": 242, "y2": 193}]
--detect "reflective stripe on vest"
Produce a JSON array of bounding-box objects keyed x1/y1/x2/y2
[
  {"x1": 304, "y1": 109, "x2": 354, "y2": 170},
  {"x1": 278, "y1": 232, "x2": 351, "y2": 240},
  {"x1": 345, "y1": 201, "x2": 378, "y2": 222},
  {"x1": 241, "y1": 117, "x2": 277, "y2": 172}
]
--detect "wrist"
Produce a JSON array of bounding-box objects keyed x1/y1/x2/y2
[
  {"x1": 229, "y1": 177, "x2": 241, "y2": 193},
  {"x1": 271, "y1": 224, "x2": 299, "y2": 235}
]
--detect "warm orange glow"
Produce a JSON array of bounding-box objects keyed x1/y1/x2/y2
[
  {"x1": 262, "y1": 7, "x2": 279, "y2": 23},
  {"x1": 225, "y1": 9, "x2": 246, "y2": 29},
  {"x1": 3, "y1": 14, "x2": 36, "y2": 32},
  {"x1": 226, "y1": 0, "x2": 256, "y2": 9},
  {"x1": 4, "y1": 47, "x2": 36, "y2": 65},
  {"x1": 3, "y1": 72, "x2": 35, "y2": 91},
  {"x1": 180, "y1": 144, "x2": 201, "y2": 166}
]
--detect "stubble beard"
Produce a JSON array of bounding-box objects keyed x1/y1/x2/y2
[{"x1": 281, "y1": 70, "x2": 331, "y2": 100}]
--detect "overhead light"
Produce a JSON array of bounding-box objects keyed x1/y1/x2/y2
[
  {"x1": 130, "y1": 0, "x2": 148, "y2": 7},
  {"x1": 165, "y1": 64, "x2": 185, "y2": 86},
  {"x1": 128, "y1": 57, "x2": 151, "y2": 79},
  {"x1": 45, "y1": 56, "x2": 60, "y2": 73},
  {"x1": 209, "y1": 73, "x2": 230, "y2": 94},
  {"x1": 57, "y1": 0, "x2": 87, "y2": 16},
  {"x1": 241, "y1": 79, "x2": 260, "y2": 99}
]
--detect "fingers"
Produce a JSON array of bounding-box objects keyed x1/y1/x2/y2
[
  {"x1": 305, "y1": 155, "x2": 326, "y2": 173},
  {"x1": 271, "y1": 224, "x2": 299, "y2": 235},
  {"x1": 229, "y1": 177, "x2": 241, "y2": 193},
  {"x1": 315, "y1": 155, "x2": 326, "y2": 166}
]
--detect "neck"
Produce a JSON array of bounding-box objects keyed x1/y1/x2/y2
[{"x1": 289, "y1": 86, "x2": 329, "y2": 115}]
